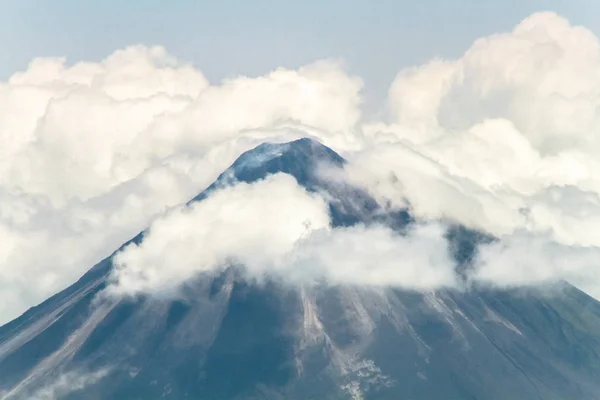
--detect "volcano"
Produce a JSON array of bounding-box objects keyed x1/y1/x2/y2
[{"x1": 1, "y1": 138, "x2": 600, "y2": 400}]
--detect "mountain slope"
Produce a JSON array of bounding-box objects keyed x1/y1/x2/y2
[{"x1": 1, "y1": 138, "x2": 600, "y2": 399}]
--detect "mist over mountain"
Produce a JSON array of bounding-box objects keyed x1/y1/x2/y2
[
  {"x1": 4, "y1": 12, "x2": 600, "y2": 325},
  {"x1": 4, "y1": 7, "x2": 600, "y2": 400},
  {"x1": 1, "y1": 138, "x2": 600, "y2": 400}
]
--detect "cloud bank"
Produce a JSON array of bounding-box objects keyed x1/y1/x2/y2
[{"x1": 2, "y1": 11, "x2": 600, "y2": 323}]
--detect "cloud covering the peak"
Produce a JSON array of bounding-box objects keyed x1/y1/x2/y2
[{"x1": 2, "y1": 11, "x2": 600, "y2": 323}]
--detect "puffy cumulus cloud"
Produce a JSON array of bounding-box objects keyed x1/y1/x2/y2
[
  {"x1": 1, "y1": 46, "x2": 362, "y2": 205},
  {"x1": 359, "y1": 12, "x2": 600, "y2": 248},
  {"x1": 382, "y1": 12, "x2": 600, "y2": 149},
  {"x1": 0, "y1": 45, "x2": 363, "y2": 324},
  {"x1": 108, "y1": 174, "x2": 331, "y2": 296},
  {"x1": 108, "y1": 174, "x2": 458, "y2": 297},
  {"x1": 7, "y1": 45, "x2": 209, "y2": 99}
]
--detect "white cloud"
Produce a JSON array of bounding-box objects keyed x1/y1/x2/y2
[
  {"x1": 108, "y1": 174, "x2": 332, "y2": 296},
  {"x1": 358, "y1": 12, "x2": 600, "y2": 246},
  {"x1": 286, "y1": 222, "x2": 457, "y2": 290},
  {"x1": 472, "y1": 231, "x2": 600, "y2": 297},
  {"x1": 1, "y1": 47, "x2": 361, "y2": 206},
  {"x1": 26, "y1": 369, "x2": 109, "y2": 400},
  {"x1": 108, "y1": 174, "x2": 457, "y2": 296},
  {"x1": 333, "y1": 140, "x2": 525, "y2": 236}
]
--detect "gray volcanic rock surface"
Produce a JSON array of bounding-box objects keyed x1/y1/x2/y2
[{"x1": 1, "y1": 138, "x2": 600, "y2": 399}]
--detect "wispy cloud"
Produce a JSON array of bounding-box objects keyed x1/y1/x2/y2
[{"x1": 1, "y1": 369, "x2": 109, "y2": 400}]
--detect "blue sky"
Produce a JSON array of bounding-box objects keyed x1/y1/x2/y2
[{"x1": 2, "y1": 0, "x2": 599, "y2": 105}]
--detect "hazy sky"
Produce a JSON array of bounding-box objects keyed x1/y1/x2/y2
[{"x1": 2, "y1": 0, "x2": 599, "y2": 107}]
